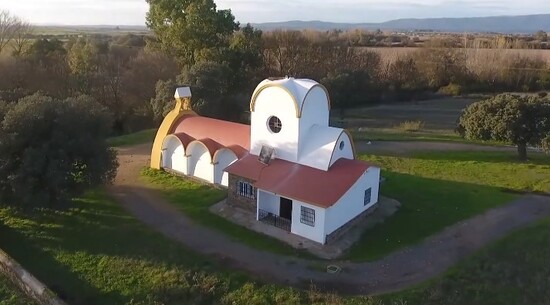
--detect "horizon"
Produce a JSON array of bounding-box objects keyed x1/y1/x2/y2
[
  {"x1": 1, "y1": 0, "x2": 550, "y2": 26},
  {"x1": 25, "y1": 12, "x2": 550, "y2": 27}
]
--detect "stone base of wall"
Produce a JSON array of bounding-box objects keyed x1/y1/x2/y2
[
  {"x1": 0, "y1": 248, "x2": 67, "y2": 305},
  {"x1": 325, "y1": 201, "x2": 380, "y2": 244},
  {"x1": 227, "y1": 174, "x2": 257, "y2": 213}
]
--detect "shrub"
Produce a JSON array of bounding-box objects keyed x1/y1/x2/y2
[
  {"x1": 396, "y1": 120, "x2": 425, "y2": 132},
  {"x1": 438, "y1": 83, "x2": 463, "y2": 96},
  {"x1": 0, "y1": 93, "x2": 118, "y2": 209}
]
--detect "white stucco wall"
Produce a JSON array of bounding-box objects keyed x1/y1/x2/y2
[
  {"x1": 324, "y1": 167, "x2": 381, "y2": 236},
  {"x1": 213, "y1": 149, "x2": 238, "y2": 186},
  {"x1": 298, "y1": 86, "x2": 330, "y2": 142},
  {"x1": 329, "y1": 132, "x2": 355, "y2": 167},
  {"x1": 257, "y1": 190, "x2": 280, "y2": 216},
  {"x1": 290, "y1": 200, "x2": 326, "y2": 244},
  {"x1": 161, "y1": 136, "x2": 188, "y2": 174},
  {"x1": 187, "y1": 142, "x2": 214, "y2": 183},
  {"x1": 250, "y1": 86, "x2": 300, "y2": 162}
]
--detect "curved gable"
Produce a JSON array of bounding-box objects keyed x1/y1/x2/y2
[{"x1": 250, "y1": 78, "x2": 331, "y2": 118}]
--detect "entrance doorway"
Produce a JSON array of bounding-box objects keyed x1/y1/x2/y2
[{"x1": 279, "y1": 197, "x2": 293, "y2": 220}]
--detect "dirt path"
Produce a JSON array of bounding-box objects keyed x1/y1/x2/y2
[{"x1": 108, "y1": 143, "x2": 550, "y2": 295}]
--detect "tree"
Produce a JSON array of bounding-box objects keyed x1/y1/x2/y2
[
  {"x1": 0, "y1": 93, "x2": 118, "y2": 209},
  {"x1": 535, "y1": 30, "x2": 548, "y2": 42},
  {"x1": 146, "y1": 0, "x2": 238, "y2": 66},
  {"x1": 177, "y1": 61, "x2": 243, "y2": 120},
  {"x1": 11, "y1": 19, "x2": 33, "y2": 56},
  {"x1": 0, "y1": 11, "x2": 18, "y2": 55},
  {"x1": 543, "y1": 135, "x2": 550, "y2": 154},
  {"x1": 458, "y1": 94, "x2": 550, "y2": 160},
  {"x1": 150, "y1": 79, "x2": 178, "y2": 122}
]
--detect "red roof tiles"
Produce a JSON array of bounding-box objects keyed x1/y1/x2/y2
[
  {"x1": 170, "y1": 115, "x2": 250, "y2": 159},
  {"x1": 225, "y1": 154, "x2": 372, "y2": 208}
]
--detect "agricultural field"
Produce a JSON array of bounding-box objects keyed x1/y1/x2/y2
[
  {"x1": 340, "y1": 96, "x2": 476, "y2": 130},
  {"x1": 364, "y1": 47, "x2": 550, "y2": 65}
]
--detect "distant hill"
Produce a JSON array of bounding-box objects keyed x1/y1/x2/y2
[{"x1": 252, "y1": 14, "x2": 550, "y2": 33}]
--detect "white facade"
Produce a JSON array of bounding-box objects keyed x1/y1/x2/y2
[
  {"x1": 159, "y1": 78, "x2": 382, "y2": 245},
  {"x1": 324, "y1": 167, "x2": 381, "y2": 236},
  {"x1": 161, "y1": 135, "x2": 188, "y2": 174},
  {"x1": 213, "y1": 149, "x2": 238, "y2": 186}
]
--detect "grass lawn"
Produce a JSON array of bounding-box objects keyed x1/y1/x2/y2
[
  {"x1": 1, "y1": 190, "x2": 362, "y2": 305},
  {"x1": 140, "y1": 168, "x2": 312, "y2": 258},
  {"x1": 141, "y1": 150, "x2": 549, "y2": 262},
  {"x1": 0, "y1": 274, "x2": 35, "y2": 305},
  {"x1": 351, "y1": 127, "x2": 503, "y2": 145},
  {"x1": 386, "y1": 217, "x2": 550, "y2": 305},
  {"x1": 107, "y1": 129, "x2": 157, "y2": 147},
  {"x1": 346, "y1": 150, "x2": 550, "y2": 261}
]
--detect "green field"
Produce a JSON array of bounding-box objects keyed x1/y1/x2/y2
[
  {"x1": 0, "y1": 274, "x2": 34, "y2": 305},
  {"x1": 0, "y1": 191, "x2": 385, "y2": 305},
  {"x1": 142, "y1": 150, "x2": 550, "y2": 261},
  {"x1": 0, "y1": 160, "x2": 549, "y2": 303},
  {"x1": 386, "y1": 218, "x2": 550, "y2": 305},
  {"x1": 141, "y1": 168, "x2": 310, "y2": 258}
]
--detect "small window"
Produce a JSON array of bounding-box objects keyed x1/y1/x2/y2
[
  {"x1": 300, "y1": 206, "x2": 315, "y2": 227},
  {"x1": 364, "y1": 188, "x2": 372, "y2": 206},
  {"x1": 237, "y1": 181, "x2": 256, "y2": 199},
  {"x1": 267, "y1": 116, "x2": 282, "y2": 133},
  {"x1": 339, "y1": 141, "x2": 345, "y2": 150}
]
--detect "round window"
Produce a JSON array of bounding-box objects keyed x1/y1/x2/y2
[
  {"x1": 339, "y1": 141, "x2": 345, "y2": 150},
  {"x1": 267, "y1": 116, "x2": 282, "y2": 133}
]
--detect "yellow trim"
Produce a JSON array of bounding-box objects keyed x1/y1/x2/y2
[
  {"x1": 250, "y1": 83, "x2": 300, "y2": 117},
  {"x1": 150, "y1": 98, "x2": 196, "y2": 169},
  {"x1": 300, "y1": 84, "x2": 331, "y2": 115},
  {"x1": 250, "y1": 83, "x2": 331, "y2": 118},
  {"x1": 343, "y1": 129, "x2": 358, "y2": 158}
]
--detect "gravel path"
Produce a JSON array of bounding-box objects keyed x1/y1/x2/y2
[{"x1": 108, "y1": 143, "x2": 550, "y2": 295}]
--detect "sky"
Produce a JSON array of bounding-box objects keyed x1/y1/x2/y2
[{"x1": 0, "y1": 0, "x2": 550, "y2": 25}]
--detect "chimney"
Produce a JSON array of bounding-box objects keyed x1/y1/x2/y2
[{"x1": 174, "y1": 87, "x2": 192, "y2": 111}]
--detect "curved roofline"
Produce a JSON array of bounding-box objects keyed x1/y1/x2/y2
[
  {"x1": 328, "y1": 130, "x2": 358, "y2": 165},
  {"x1": 212, "y1": 148, "x2": 238, "y2": 164},
  {"x1": 186, "y1": 140, "x2": 214, "y2": 161},
  {"x1": 162, "y1": 134, "x2": 185, "y2": 149},
  {"x1": 250, "y1": 82, "x2": 331, "y2": 118},
  {"x1": 343, "y1": 129, "x2": 358, "y2": 158}
]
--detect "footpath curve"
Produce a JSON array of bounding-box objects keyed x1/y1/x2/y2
[{"x1": 109, "y1": 142, "x2": 550, "y2": 295}]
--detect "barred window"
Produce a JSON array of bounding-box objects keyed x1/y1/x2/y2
[
  {"x1": 237, "y1": 181, "x2": 256, "y2": 199},
  {"x1": 364, "y1": 188, "x2": 372, "y2": 206},
  {"x1": 300, "y1": 206, "x2": 315, "y2": 227}
]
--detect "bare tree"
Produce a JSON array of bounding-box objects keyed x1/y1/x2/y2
[
  {"x1": 0, "y1": 11, "x2": 18, "y2": 55},
  {"x1": 11, "y1": 19, "x2": 33, "y2": 56}
]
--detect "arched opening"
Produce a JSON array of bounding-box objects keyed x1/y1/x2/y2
[
  {"x1": 187, "y1": 141, "x2": 214, "y2": 183},
  {"x1": 161, "y1": 135, "x2": 187, "y2": 174},
  {"x1": 213, "y1": 149, "x2": 238, "y2": 186}
]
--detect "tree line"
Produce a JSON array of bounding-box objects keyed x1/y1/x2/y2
[{"x1": 1, "y1": 7, "x2": 550, "y2": 132}]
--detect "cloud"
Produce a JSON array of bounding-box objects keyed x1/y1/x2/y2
[{"x1": 1, "y1": 0, "x2": 549, "y2": 25}]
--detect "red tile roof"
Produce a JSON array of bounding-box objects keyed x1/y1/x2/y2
[
  {"x1": 225, "y1": 154, "x2": 372, "y2": 208},
  {"x1": 171, "y1": 115, "x2": 250, "y2": 158}
]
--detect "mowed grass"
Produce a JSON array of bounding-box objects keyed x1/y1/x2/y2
[
  {"x1": 386, "y1": 218, "x2": 550, "y2": 305},
  {"x1": 352, "y1": 128, "x2": 464, "y2": 142},
  {"x1": 346, "y1": 150, "x2": 550, "y2": 261},
  {"x1": 0, "y1": 274, "x2": 35, "y2": 305},
  {"x1": 140, "y1": 168, "x2": 312, "y2": 258},
  {"x1": 0, "y1": 190, "x2": 383, "y2": 305},
  {"x1": 107, "y1": 129, "x2": 157, "y2": 147}
]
